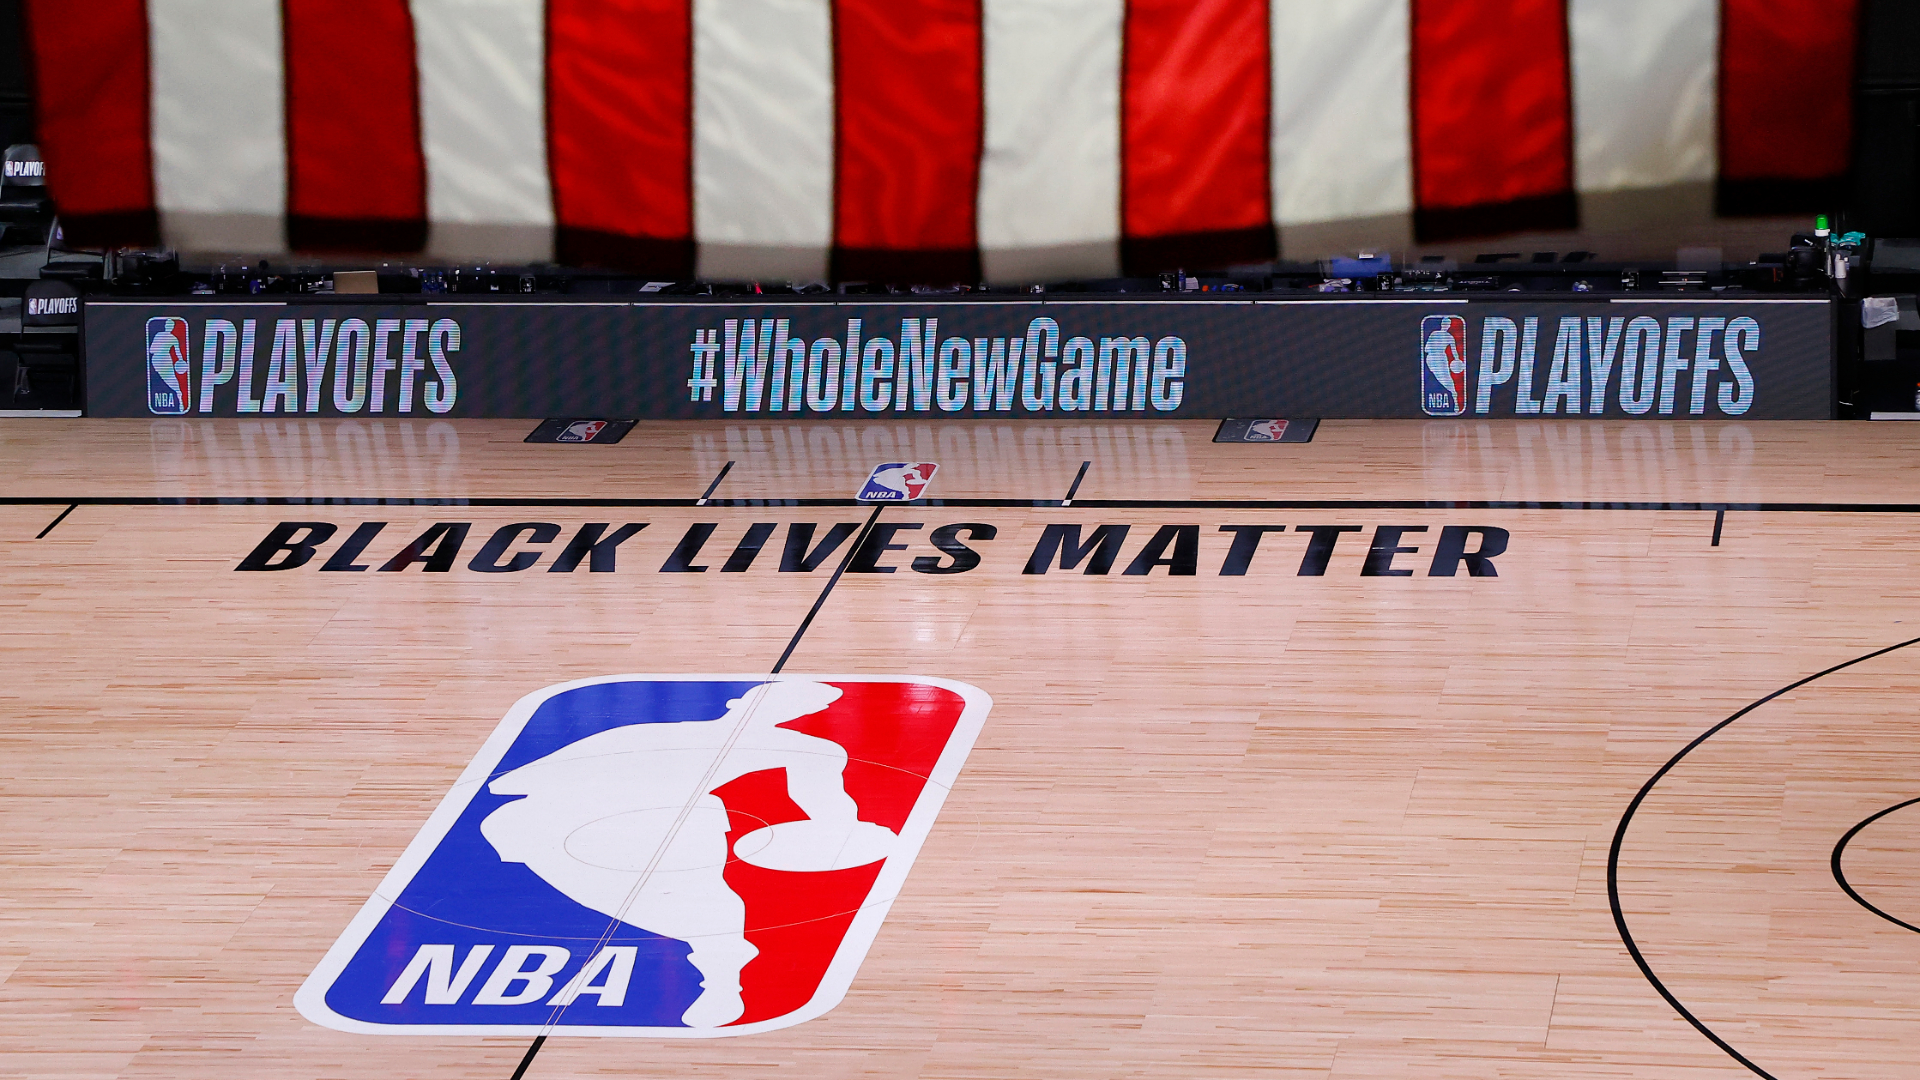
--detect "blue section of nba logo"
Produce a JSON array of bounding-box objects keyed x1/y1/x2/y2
[
  {"x1": 322, "y1": 679, "x2": 762, "y2": 1029},
  {"x1": 145, "y1": 317, "x2": 191, "y2": 415},
  {"x1": 1419, "y1": 314, "x2": 1467, "y2": 417}
]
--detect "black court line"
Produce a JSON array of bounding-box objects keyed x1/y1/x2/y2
[
  {"x1": 1711, "y1": 509, "x2": 1725, "y2": 546},
  {"x1": 14, "y1": 496, "x2": 1920, "y2": 513},
  {"x1": 772, "y1": 505, "x2": 885, "y2": 673},
  {"x1": 696, "y1": 460, "x2": 735, "y2": 505},
  {"x1": 1831, "y1": 796, "x2": 1920, "y2": 936},
  {"x1": 1060, "y1": 461, "x2": 1091, "y2": 506},
  {"x1": 508, "y1": 1036, "x2": 545, "y2": 1080},
  {"x1": 507, "y1": 503, "x2": 883, "y2": 1076},
  {"x1": 1609, "y1": 634, "x2": 1920, "y2": 1080},
  {"x1": 34, "y1": 503, "x2": 77, "y2": 538}
]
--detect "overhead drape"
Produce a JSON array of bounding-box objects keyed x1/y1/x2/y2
[{"x1": 23, "y1": 0, "x2": 1858, "y2": 278}]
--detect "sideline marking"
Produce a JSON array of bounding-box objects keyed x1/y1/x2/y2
[
  {"x1": 508, "y1": 1036, "x2": 545, "y2": 1080},
  {"x1": 1061, "y1": 461, "x2": 1091, "y2": 507},
  {"x1": 696, "y1": 461, "x2": 735, "y2": 506},
  {"x1": 35, "y1": 503, "x2": 76, "y2": 538},
  {"x1": 1609, "y1": 634, "x2": 1920, "y2": 1080},
  {"x1": 1711, "y1": 509, "x2": 1725, "y2": 546}
]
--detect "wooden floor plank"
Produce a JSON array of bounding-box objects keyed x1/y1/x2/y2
[{"x1": 2, "y1": 418, "x2": 1918, "y2": 1080}]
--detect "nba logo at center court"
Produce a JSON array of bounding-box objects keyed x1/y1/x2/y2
[
  {"x1": 1419, "y1": 314, "x2": 1468, "y2": 417},
  {"x1": 858, "y1": 462, "x2": 937, "y2": 502},
  {"x1": 296, "y1": 674, "x2": 990, "y2": 1037},
  {"x1": 146, "y1": 317, "x2": 191, "y2": 415}
]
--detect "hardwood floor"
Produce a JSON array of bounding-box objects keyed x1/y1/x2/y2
[{"x1": 1, "y1": 417, "x2": 1917, "y2": 1080}]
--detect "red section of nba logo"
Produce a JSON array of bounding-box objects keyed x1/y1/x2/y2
[
  {"x1": 1419, "y1": 314, "x2": 1468, "y2": 417},
  {"x1": 715, "y1": 681, "x2": 964, "y2": 1025}
]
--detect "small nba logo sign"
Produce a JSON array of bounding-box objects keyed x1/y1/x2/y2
[
  {"x1": 557, "y1": 420, "x2": 606, "y2": 443},
  {"x1": 295, "y1": 674, "x2": 990, "y2": 1037},
  {"x1": 145, "y1": 317, "x2": 191, "y2": 415},
  {"x1": 1243, "y1": 420, "x2": 1288, "y2": 441},
  {"x1": 857, "y1": 462, "x2": 937, "y2": 502},
  {"x1": 1419, "y1": 314, "x2": 1468, "y2": 417}
]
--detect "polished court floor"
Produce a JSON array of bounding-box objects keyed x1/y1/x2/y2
[{"x1": 3, "y1": 417, "x2": 1919, "y2": 1080}]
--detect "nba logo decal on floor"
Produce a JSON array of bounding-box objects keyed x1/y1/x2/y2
[
  {"x1": 857, "y1": 462, "x2": 937, "y2": 502},
  {"x1": 296, "y1": 675, "x2": 990, "y2": 1037}
]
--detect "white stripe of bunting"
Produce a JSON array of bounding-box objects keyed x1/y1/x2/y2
[
  {"x1": 978, "y1": 0, "x2": 1123, "y2": 283},
  {"x1": 693, "y1": 0, "x2": 836, "y2": 282},
  {"x1": 148, "y1": 0, "x2": 286, "y2": 253},
  {"x1": 1269, "y1": 0, "x2": 1411, "y2": 226},
  {"x1": 1570, "y1": 0, "x2": 1718, "y2": 192},
  {"x1": 412, "y1": 0, "x2": 555, "y2": 262}
]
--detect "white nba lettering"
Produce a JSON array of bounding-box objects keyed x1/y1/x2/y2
[
  {"x1": 1617, "y1": 316, "x2": 1662, "y2": 414},
  {"x1": 970, "y1": 336, "x2": 1020, "y2": 412},
  {"x1": 397, "y1": 318, "x2": 431, "y2": 413},
  {"x1": 369, "y1": 319, "x2": 403, "y2": 412},
  {"x1": 1057, "y1": 336, "x2": 1095, "y2": 411},
  {"x1": 198, "y1": 319, "x2": 238, "y2": 412},
  {"x1": 1099, "y1": 336, "x2": 1149, "y2": 411},
  {"x1": 897, "y1": 318, "x2": 937, "y2": 412},
  {"x1": 299, "y1": 319, "x2": 337, "y2": 414},
  {"x1": 261, "y1": 320, "x2": 299, "y2": 414},
  {"x1": 771, "y1": 319, "x2": 806, "y2": 411},
  {"x1": 721, "y1": 319, "x2": 774, "y2": 412},
  {"x1": 935, "y1": 337, "x2": 969, "y2": 412},
  {"x1": 858, "y1": 336, "x2": 894, "y2": 411},
  {"x1": 331, "y1": 319, "x2": 372, "y2": 413},
  {"x1": 1583, "y1": 316, "x2": 1625, "y2": 415},
  {"x1": 1474, "y1": 317, "x2": 1519, "y2": 414},
  {"x1": 546, "y1": 946, "x2": 638, "y2": 1007},
  {"x1": 1656, "y1": 316, "x2": 1695, "y2": 415},
  {"x1": 478, "y1": 681, "x2": 897, "y2": 1028},
  {"x1": 1687, "y1": 317, "x2": 1726, "y2": 415},
  {"x1": 1149, "y1": 337, "x2": 1186, "y2": 411},
  {"x1": 471, "y1": 945, "x2": 571, "y2": 1006},
  {"x1": 1512, "y1": 317, "x2": 1543, "y2": 415},
  {"x1": 841, "y1": 318, "x2": 861, "y2": 410},
  {"x1": 1719, "y1": 317, "x2": 1759, "y2": 415},
  {"x1": 380, "y1": 943, "x2": 494, "y2": 1004},
  {"x1": 805, "y1": 337, "x2": 842, "y2": 413},
  {"x1": 1020, "y1": 317, "x2": 1059, "y2": 412},
  {"x1": 1541, "y1": 317, "x2": 1583, "y2": 415},
  {"x1": 234, "y1": 320, "x2": 263, "y2": 414},
  {"x1": 424, "y1": 318, "x2": 460, "y2": 414}
]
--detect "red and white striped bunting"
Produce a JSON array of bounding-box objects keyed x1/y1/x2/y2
[{"x1": 25, "y1": 0, "x2": 1857, "y2": 279}]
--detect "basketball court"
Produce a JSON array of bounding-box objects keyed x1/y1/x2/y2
[{"x1": 4, "y1": 416, "x2": 1918, "y2": 1080}]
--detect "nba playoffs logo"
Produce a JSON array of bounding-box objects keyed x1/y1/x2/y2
[
  {"x1": 146, "y1": 317, "x2": 191, "y2": 415},
  {"x1": 1419, "y1": 314, "x2": 1467, "y2": 417},
  {"x1": 557, "y1": 420, "x2": 605, "y2": 443},
  {"x1": 296, "y1": 674, "x2": 990, "y2": 1037},
  {"x1": 858, "y1": 462, "x2": 937, "y2": 502}
]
